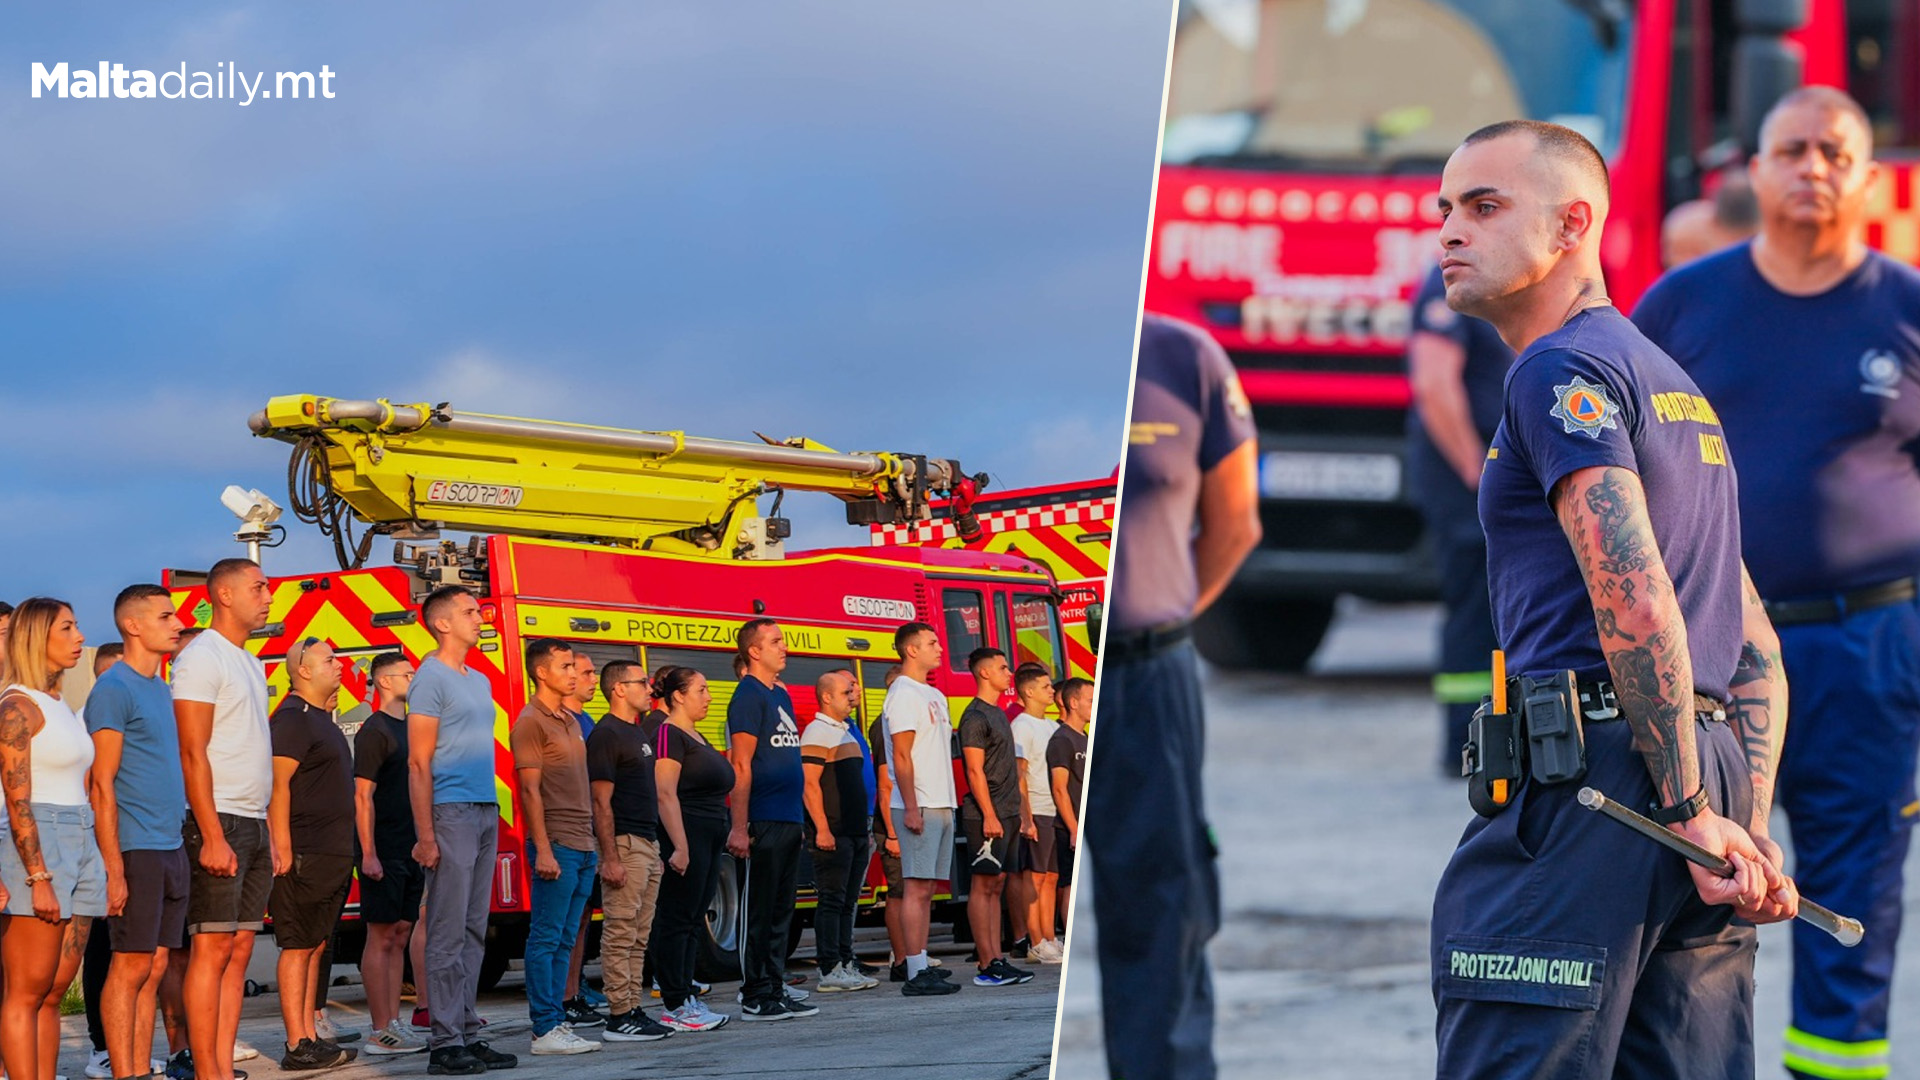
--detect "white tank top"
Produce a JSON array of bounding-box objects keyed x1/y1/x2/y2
[{"x1": 1, "y1": 685, "x2": 94, "y2": 806}]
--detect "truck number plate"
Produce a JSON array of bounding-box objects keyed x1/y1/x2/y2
[{"x1": 1259, "y1": 452, "x2": 1400, "y2": 502}]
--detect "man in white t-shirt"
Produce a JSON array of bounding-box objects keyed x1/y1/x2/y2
[
  {"x1": 881, "y1": 622, "x2": 959, "y2": 998},
  {"x1": 172, "y1": 558, "x2": 276, "y2": 1080},
  {"x1": 1007, "y1": 663, "x2": 1063, "y2": 964}
]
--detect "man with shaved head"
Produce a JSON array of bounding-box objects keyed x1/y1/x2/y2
[
  {"x1": 1428, "y1": 120, "x2": 1798, "y2": 1079},
  {"x1": 1635, "y1": 86, "x2": 1920, "y2": 1080}
]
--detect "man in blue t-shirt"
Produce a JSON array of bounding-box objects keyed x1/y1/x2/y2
[
  {"x1": 1428, "y1": 120, "x2": 1798, "y2": 1080},
  {"x1": 405, "y1": 585, "x2": 515, "y2": 1075},
  {"x1": 1406, "y1": 262, "x2": 1518, "y2": 769},
  {"x1": 1634, "y1": 87, "x2": 1920, "y2": 1079},
  {"x1": 1090, "y1": 312, "x2": 1259, "y2": 1080},
  {"x1": 87, "y1": 584, "x2": 190, "y2": 1080},
  {"x1": 725, "y1": 618, "x2": 814, "y2": 1020}
]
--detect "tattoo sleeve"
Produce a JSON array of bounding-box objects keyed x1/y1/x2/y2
[
  {"x1": 1553, "y1": 466, "x2": 1700, "y2": 808},
  {"x1": 1728, "y1": 566, "x2": 1788, "y2": 829},
  {"x1": 0, "y1": 693, "x2": 49, "y2": 877}
]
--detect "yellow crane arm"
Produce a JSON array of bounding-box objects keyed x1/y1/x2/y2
[{"x1": 248, "y1": 394, "x2": 985, "y2": 565}]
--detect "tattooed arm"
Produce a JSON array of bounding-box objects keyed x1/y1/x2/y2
[
  {"x1": 0, "y1": 689, "x2": 58, "y2": 920},
  {"x1": 1729, "y1": 564, "x2": 1787, "y2": 832},
  {"x1": 1552, "y1": 466, "x2": 1786, "y2": 916}
]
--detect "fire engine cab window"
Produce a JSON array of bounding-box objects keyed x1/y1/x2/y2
[
  {"x1": 1160, "y1": 0, "x2": 1631, "y2": 167},
  {"x1": 943, "y1": 590, "x2": 985, "y2": 674},
  {"x1": 1846, "y1": 3, "x2": 1920, "y2": 151},
  {"x1": 1010, "y1": 595, "x2": 1065, "y2": 682}
]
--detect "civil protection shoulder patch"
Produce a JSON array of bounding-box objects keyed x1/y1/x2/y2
[{"x1": 1549, "y1": 375, "x2": 1619, "y2": 439}]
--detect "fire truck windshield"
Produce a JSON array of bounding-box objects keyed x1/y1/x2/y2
[{"x1": 1162, "y1": 0, "x2": 1632, "y2": 171}]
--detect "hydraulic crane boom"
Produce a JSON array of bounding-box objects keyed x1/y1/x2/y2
[{"x1": 248, "y1": 394, "x2": 987, "y2": 570}]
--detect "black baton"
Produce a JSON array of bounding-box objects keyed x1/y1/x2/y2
[{"x1": 1576, "y1": 786, "x2": 1864, "y2": 947}]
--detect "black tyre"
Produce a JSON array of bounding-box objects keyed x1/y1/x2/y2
[
  {"x1": 477, "y1": 922, "x2": 525, "y2": 992},
  {"x1": 1192, "y1": 596, "x2": 1336, "y2": 672}
]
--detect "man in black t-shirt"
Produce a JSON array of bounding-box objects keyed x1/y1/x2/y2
[
  {"x1": 586, "y1": 662, "x2": 672, "y2": 1041},
  {"x1": 353, "y1": 653, "x2": 429, "y2": 1056},
  {"x1": 268, "y1": 639, "x2": 359, "y2": 1070},
  {"x1": 957, "y1": 648, "x2": 1032, "y2": 987}
]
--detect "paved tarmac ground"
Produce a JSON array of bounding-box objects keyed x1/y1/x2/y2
[
  {"x1": 52, "y1": 925, "x2": 1058, "y2": 1080},
  {"x1": 1053, "y1": 599, "x2": 1920, "y2": 1079}
]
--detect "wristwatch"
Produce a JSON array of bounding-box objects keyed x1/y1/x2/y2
[{"x1": 1648, "y1": 786, "x2": 1709, "y2": 825}]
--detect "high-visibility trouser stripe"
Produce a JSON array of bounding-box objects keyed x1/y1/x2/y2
[
  {"x1": 1783, "y1": 1027, "x2": 1891, "y2": 1079},
  {"x1": 1433, "y1": 671, "x2": 1493, "y2": 705}
]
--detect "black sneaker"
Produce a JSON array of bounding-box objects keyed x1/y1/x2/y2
[
  {"x1": 313, "y1": 1039, "x2": 358, "y2": 1064},
  {"x1": 280, "y1": 1038, "x2": 350, "y2": 1071},
  {"x1": 602, "y1": 1010, "x2": 672, "y2": 1042},
  {"x1": 989, "y1": 957, "x2": 1036, "y2": 984},
  {"x1": 902, "y1": 968, "x2": 961, "y2": 996},
  {"x1": 738, "y1": 997, "x2": 794, "y2": 1022},
  {"x1": 561, "y1": 998, "x2": 606, "y2": 1029},
  {"x1": 1009, "y1": 936, "x2": 1032, "y2": 959},
  {"x1": 463, "y1": 1042, "x2": 517, "y2": 1070},
  {"x1": 889, "y1": 961, "x2": 907, "y2": 982},
  {"x1": 427, "y1": 1046, "x2": 487, "y2": 1076},
  {"x1": 163, "y1": 1050, "x2": 194, "y2": 1080},
  {"x1": 854, "y1": 960, "x2": 882, "y2": 977},
  {"x1": 779, "y1": 991, "x2": 819, "y2": 1017}
]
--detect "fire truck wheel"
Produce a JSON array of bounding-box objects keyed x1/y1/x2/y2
[
  {"x1": 478, "y1": 922, "x2": 525, "y2": 993},
  {"x1": 696, "y1": 854, "x2": 744, "y2": 984},
  {"x1": 1192, "y1": 596, "x2": 1335, "y2": 672}
]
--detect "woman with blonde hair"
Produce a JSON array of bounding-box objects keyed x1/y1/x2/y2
[{"x1": 0, "y1": 598, "x2": 108, "y2": 1080}]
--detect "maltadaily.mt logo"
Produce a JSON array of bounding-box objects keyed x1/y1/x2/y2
[{"x1": 30, "y1": 62, "x2": 336, "y2": 105}]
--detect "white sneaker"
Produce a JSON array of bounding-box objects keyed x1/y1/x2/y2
[
  {"x1": 232, "y1": 1041, "x2": 259, "y2": 1063},
  {"x1": 1031, "y1": 939, "x2": 1066, "y2": 963},
  {"x1": 364, "y1": 1019, "x2": 428, "y2": 1056},
  {"x1": 313, "y1": 1011, "x2": 362, "y2": 1044},
  {"x1": 85, "y1": 1051, "x2": 110, "y2": 1080},
  {"x1": 530, "y1": 1025, "x2": 601, "y2": 1055},
  {"x1": 817, "y1": 962, "x2": 875, "y2": 992},
  {"x1": 785, "y1": 984, "x2": 810, "y2": 1002},
  {"x1": 659, "y1": 1004, "x2": 728, "y2": 1033}
]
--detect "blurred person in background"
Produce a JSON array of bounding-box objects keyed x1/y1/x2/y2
[
  {"x1": 1091, "y1": 313, "x2": 1259, "y2": 1079},
  {"x1": 1405, "y1": 262, "x2": 1516, "y2": 772}
]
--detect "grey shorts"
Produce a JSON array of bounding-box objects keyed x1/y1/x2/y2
[
  {"x1": 0, "y1": 803, "x2": 108, "y2": 919},
  {"x1": 891, "y1": 806, "x2": 954, "y2": 882}
]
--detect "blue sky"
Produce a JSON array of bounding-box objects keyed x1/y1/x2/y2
[{"x1": 0, "y1": 2, "x2": 1171, "y2": 637}]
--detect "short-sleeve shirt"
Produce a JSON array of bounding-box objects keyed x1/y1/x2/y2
[
  {"x1": 1111, "y1": 314, "x2": 1258, "y2": 631},
  {"x1": 585, "y1": 714, "x2": 657, "y2": 840},
  {"x1": 726, "y1": 675, "x2": 803, "y2": 824},
  {"x1": 408, "y1": 655, "x2": 498, "y2": 805},
  {"x1": 1010, "y1": 712, "x2": 1059, "y2": 817},
  {"x1": 881, "y1": 675, "x2": 956, "y2": 811},
  {"x1": 1479, "y1": 308, "x2": 1744, "y2": 699},
  {"x1": 1046, "y1": 724, "x2": 1088, "y2": 818},
  {"x1": 271, "y1": 696, "x2": 356, "y2": 856},
  {"x1": 1634, "y1": 245, "x2": 1920, "y2": 599},
  {"x1": 799, "y1": 714, "x2": 872, "y2": 836},
  {"x1": 657, "y1": 723, "x2": 734, "y2": 824},
  {"x1": 352, "y1": 709, "x2": 415, "y2": 858},
  {"x1": 867, "y1": 716, "x2": 891, "y2": 833},
  {"x1": 1407, "y1": 264, "x2": 1518, "y2": 445},
  {"x1": 84, "y1": 664, "x2": 186, "y2": 852},
  {"x1": 957, "y1": 699, "x2": 1021, "y2": 822},
  {"x1": 169, "y1": 630, "x2": 272, "y2": 819},
  {"x1": 510, "y1": 699, "x2": 594, "y2": 852}
]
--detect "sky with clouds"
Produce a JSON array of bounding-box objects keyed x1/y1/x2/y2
[{"x1": 1, "y1": 1, "x2": 1173, "y2": 636}]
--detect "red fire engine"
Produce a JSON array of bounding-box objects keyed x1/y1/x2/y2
[{"x1": 1148, "y1": 0, "x2": 1918, "y2": 667}]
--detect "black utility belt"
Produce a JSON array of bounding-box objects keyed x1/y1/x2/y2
[
  {"x1": 1461, "y1": 672, "x2": 1726, "y2": 818},
  {"x1": 1104, "y1": 619, "x2": 1190, "y2": 663},
  {"x1": 1763, "y1": 574, "x2": 1919, "y2": 626}
]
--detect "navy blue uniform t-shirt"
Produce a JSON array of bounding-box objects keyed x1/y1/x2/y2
[
  {"x1": 1634, "y1": 244, "x2": 1920, "y2": 600},
  {"x1": 727, "y1": 674, "x2": 803, "y2": 823},
  {"x1": 1111, "y1": 314, "x2": 1258, "y2": 632},
  {"x1": 1479, "y1": 307, "x2": 1745, "y2": 700},
  {"x1": 1408, "y1": 264, "x2": 1517, "y2": 444}
]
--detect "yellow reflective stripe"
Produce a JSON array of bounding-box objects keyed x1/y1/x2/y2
[
  {"x1": 1433, "y1": 671, "x2": 1493, "y2": 704},
  {"x1": 1783, "y1": 1027, "x2": 1891, "y2": 1080}
]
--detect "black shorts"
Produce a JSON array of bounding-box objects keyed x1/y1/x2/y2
[
  {"x1": 109, "y1": 847, "x2": 191, "y2": 953},
  {"x1": 1024, "y1": 815, "x2": 1061, "y2": 875},
  {"x1": 960, "y1": 812, "x2": 1026, "y2": 877},
  {"x1": 185, "y1": 813, "x2": 274, "y2": 936},
  {"x1": 268, "y1": 853, "x2": 355, "y2": 950},
  {"x1": 357, "y1": 854, "x2": 425, "y2": 926},
  {"x1": 1056, "y1": 823, "x2": 1076, "y2": 882}
]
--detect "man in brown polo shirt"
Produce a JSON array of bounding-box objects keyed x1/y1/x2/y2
[{"x1": 510, "y1": 639, "x2": 601, "y2": 1056}]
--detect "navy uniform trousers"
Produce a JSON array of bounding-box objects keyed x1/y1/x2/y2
[
  {"x1": 1776, "y1": 596, "x2": 1920, "y2": 1080},
  {"x1": 1431, "y1": 714, "x2": 1757, "y2": 1080},
  {"x1": 1088, "y1": 639, "x2": 1219, "y2": 1080}
]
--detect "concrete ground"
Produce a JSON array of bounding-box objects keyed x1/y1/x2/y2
[
  {"x1": 55, "y1": 926, "x2": 1058, "y2": 1080},
  {"x1": 1053, "y1": 599, "x2": 1920, "y2": 1079}
]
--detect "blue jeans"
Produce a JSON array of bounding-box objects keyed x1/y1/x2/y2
[{"x1": 525, "y1": 842, "x2": 598, "y2": 1036}]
